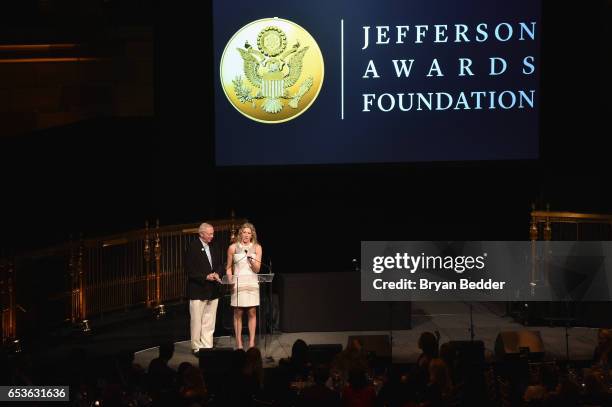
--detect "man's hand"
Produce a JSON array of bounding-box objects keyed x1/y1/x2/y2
[{"x1": 206, "y1": 272, "x2": 222, "y2": 283}]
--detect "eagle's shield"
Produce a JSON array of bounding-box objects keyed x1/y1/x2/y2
[{"x1": 261, "y1": 79, "x2": 285, "y2": 99}]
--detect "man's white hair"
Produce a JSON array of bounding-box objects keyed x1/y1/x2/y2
[{"x1": 198, "y1": 222, "x2": 213, "y2": 233}]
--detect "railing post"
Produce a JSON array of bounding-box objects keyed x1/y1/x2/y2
[
  {"x1": 144, "y1": 220, "x2": 151, "y2": 308},
  {"x1": 530, "y1": 203, "x2": 539, "y2": 294},
  {"x1": 1, "y1": 258, "x2": 18, "y2": 344},
  {"x1": 0, "y1": 261, "x2": 5, "y2": 343},
  {"x1": 154, "y1": 219, "x2": 165, "y2": 318},
  {"x1": 155, "y1": 219, "x2": 161, "y2": 304},
  {"x1": 9, "y1": 259, "x2": 16, "y2": 341},
  {"x1": 544, "y1": 203, "x2": 552, "y2": 241},
  {"x1": 543, "y1": 204, "x2": 551, "y2": 288},
  {"x1": 6, "y1": 259, "x2": 18, "y2": 350},
  {"x1": 78, "y1": 234, "x2": 87, "y2": 325},
  {"x1": 529, "y1": 203, "x2": 539, "y2": 241},
  {"x1": 68, "y1": 236, "x2": 77, "y2": 323},
  {"x1": 230, "y1": 209, "x2": 237, "y2": 243}
]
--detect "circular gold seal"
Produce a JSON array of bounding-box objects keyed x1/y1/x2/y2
[{"x1": 220, "y1": 17, "x2": 324, "y2": 124}]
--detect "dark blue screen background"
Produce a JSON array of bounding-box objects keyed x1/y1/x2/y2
[{"x1": 214, "y1": 0, "x2": 541, "y2": 166}]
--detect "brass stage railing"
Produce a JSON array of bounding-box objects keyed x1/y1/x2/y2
[
  {"x1": 529, "y1": 205, "x2": 612, "y2": 290},
  {"x1": 0, "y1": 259, "x2": 17, "y2": 344},
  {"x1": 0, "y1": 217, "x2": 246, "y2": 344}
]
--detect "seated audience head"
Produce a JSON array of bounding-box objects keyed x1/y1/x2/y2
[
  {"x1": 242, "y1": 347, "x2": 264, "y2": 390},
  {"x1": 244, "y1": 348, "x2": 263, "y2": 375},
  {"x1": 418, "y1": 332, "x2": 439, "y2": 358},
  {"x1": 594, "y1": 328, "x2": 612, "y2": 366},
  {"x1": 158, "y1": 342, "x2": 174, "y2": 362},
  {"x1": 347, "y1": 337, "x2": 363, "y2": 353},
  {"x1": 291, "y1": 339, "x2": 309, "y2": 362},
  {"x1": 179, "y1": 365, "x2": 207, "y2": 402},
  {"x1": 178, "y1": 362, "x2": 193, "y2": 377},
  {"x1": 597, "y1": 328, "x2": 612, "y2": 347},
  {"x1": 182, "y1": 365, "x2": 206, "y2": 389},
  {"x1": 231, "y1": 348, "x2": 247, "y2": 371}
]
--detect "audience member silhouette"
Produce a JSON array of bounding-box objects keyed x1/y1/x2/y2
[
  {"x1": 331, "y1": 338, "x2": 369, "y2": 382},
  {"x1": 298, "y1": 364, "x2": 340, "y2": 407},
  {"x1": 341, "y1": 367, "x2": 376, "y2": 407},
  {"x1": 147, "y1": 342, "x2": 177, "y2": 399},
  {"x1": 593, "y1": 327, "x2": 612, "y2": 368}
]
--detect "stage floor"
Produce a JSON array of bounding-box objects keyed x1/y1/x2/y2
[{"x1": 134, "y1": 302, "x2": 600, "y2": 369}]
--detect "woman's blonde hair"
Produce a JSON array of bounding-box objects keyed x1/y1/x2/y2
[{"x1": 236, "y1": 222, "x2": 258, "y2": 246}]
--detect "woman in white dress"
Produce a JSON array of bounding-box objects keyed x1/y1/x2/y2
[{"x1": 225, "y1": 223, "x2": 262, "y2": 349}]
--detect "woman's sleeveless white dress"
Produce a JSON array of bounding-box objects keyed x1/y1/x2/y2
[{"x1": 231, "y1": 242, "x2": 260, "y2": 307}]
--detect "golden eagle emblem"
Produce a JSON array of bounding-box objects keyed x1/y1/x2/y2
[{"x1": 233, "y1": 26, "x2": 313, "y2": 114}]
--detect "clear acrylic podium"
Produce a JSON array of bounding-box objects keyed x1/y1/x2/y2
[{"x1": 221, "y1": 273, "x2": 274, "y2": 357}]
